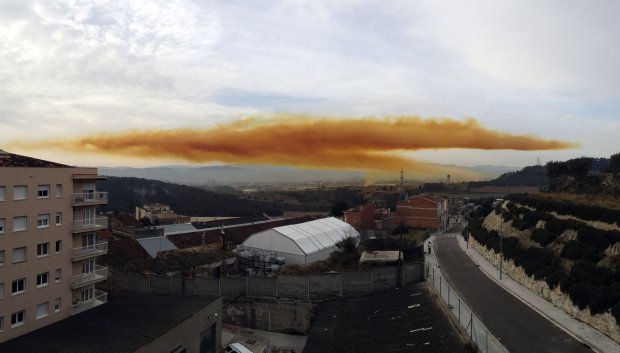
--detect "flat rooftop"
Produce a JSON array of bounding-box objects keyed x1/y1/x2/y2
[
  {"x1": 303, "y1": 283, "x2": 468, "y2": 353},
  {"x1": 359, "y1": 250, "x2": 402, "y2": 263},
  {"x1": 0, "y1": 294, "x2": 218, "y2": 353}
]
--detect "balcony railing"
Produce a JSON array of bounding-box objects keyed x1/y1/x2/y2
[
  {"x1": 71, "y1": 290, "x2": 108, "y2": 315},
  {"x1": 71, "y1": 266, "x2": 108, "y2": 288},
  {"x1": 72, "y1": 192, "x2": 108, "y2": 205},
  {"x1": 72, "y1": 242, "x2": 108, "y2": 260},
  {"x1": 72, "y1": 217, "x2": 108, "y2": 233}
]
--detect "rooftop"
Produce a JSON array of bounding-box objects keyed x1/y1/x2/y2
[
  {"x1": 0, "y1": 294, "x2": 218, "y2": 353},
  {"x1": 359, "y1": 250, "x2": 402, "y2": 263},
  {"x1": 303, "y1": 283, "x2": 468, "y2": 353},
  {"x1": 0, "y1": 150, "x2": 71, "y2": 168}
]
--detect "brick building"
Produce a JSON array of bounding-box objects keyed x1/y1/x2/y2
[{"x1": 392, "y1": 194, "x2": 448, "y2": 230}]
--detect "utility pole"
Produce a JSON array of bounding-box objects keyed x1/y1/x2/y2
[{"x1": 497, "y1": 198, "x2": 504, "y2": 280}]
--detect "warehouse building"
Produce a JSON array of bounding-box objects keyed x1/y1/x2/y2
[{"x1": 241, "y1": 217, "x2": 359, "y2": 265}]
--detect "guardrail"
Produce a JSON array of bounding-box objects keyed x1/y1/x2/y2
[
  {"x1": 71, "y1": 290, "x2": 108, "y2": 315},
  {"x1": 72, "y1": 217, "x2": 108, "y2": 232},
  {"x1": 72, "y1": 192, "x2": 108, "y2": 204},
  {"x1": 428, "y1": 264, "x2": 509, "y2": 353},
  {"x1": 72, "y1": 242, "x2": 108, "y2": 260}
]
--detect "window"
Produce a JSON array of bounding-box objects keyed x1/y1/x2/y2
[
  {"x1": 0, "y1": 185, "x2": 5, "y2": 201},
  {"x1": 81, "y1": 286, "x2": 94, "y2": 302},
  {"x1": 55, "y1": 240, "x2": 62, "y2": 254},
  {"x1": 83, "y1": 259, "x2": 95, "y2": 273},
  {"x1": 37, "y1": 185, "x2": 50, "y2": 198},
  {"x1": 0, "y1": 218, "x2": 5, "y2": 233},
  {"x1": 55, "y1": 269, "x2": 62, "y2": 283},
  {"x1": 13, "y1": 185, "x2": 27, "y2": 200},
  {"x1": 37, "y1": 214, "x2": 50, "y2": 229},
  {"x1": 54, "y1": 298, "x2": 61, "y2": 312},
  {"x1": 0, "y1": 250, "x2": 4, "y2": 266},
  {"x1": 55, "y1": 212, "x2": 62, "y2": 226},
  {"x1": 36, "y1": 243, "x2": 49, "y2": 257},
  {"x1": 13, "y1": 216, "x2": 27, "y2": 232},
  {"x1": 56, "y1": 184, "x2": 62, "y2": 198},
  {"x1": 11, "y1": 278, "x2": 25, "y2": 295},
  {"x1": 0, "y1": 283, "x2": 4, "y2": 298},
  {"x1": 12, "y1": 247, "x2": 26, "y2": 263},
  {"x1": 10, "y1": 310, "x2": 24, "y2": 328},
  {"x1": 36, "y1": 303, "x2": 49, "y2": 319},
  {"x1": 36, "y1": 272, "x2": 49, "y2": 287}
]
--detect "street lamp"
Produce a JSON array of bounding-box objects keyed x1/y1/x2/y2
[{"x1": 496, "y1": 198, "x2": 504, "y2": 280}]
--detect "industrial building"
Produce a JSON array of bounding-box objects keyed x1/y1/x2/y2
[{"x1": 241, "y1": 217, "x2": 359, "y2": 266}]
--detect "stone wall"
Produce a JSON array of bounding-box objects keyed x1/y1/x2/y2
[{"x1": 469, "y1": 237, "x2": 620, "y2": 343}]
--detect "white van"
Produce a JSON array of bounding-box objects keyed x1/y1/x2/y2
[{"x1": 224, "y1": 342, "x2": 266, "y2": 353}]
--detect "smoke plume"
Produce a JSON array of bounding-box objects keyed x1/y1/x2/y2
[{"x1": 11, "y1": 116, "x2": 576, "y2": 179}]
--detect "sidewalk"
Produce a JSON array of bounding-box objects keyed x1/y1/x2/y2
[{"x1": 452, "y1": 233, "x2": 619, "y2": 353}]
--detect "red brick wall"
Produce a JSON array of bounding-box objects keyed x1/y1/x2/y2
[
  {"x1": 344, "y1": 204, "x2": 377, "y2": 230},
  {"x1": 344, "y1": 211, "x2": 362, "y2": 229},
  {"x1": 393, "y1": 195, "x2": 443, "y2": 230}
]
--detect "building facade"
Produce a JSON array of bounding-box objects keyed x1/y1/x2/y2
[
  {"x1": 0, "y1": 151, "x2": 108, "y2": 343},
  {"x1": 393, "y1": 194, "x2": 448, "y2": 230}
]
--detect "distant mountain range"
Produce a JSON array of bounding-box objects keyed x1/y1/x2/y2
[{"x1": 99, "y1": 164, "x2": 520, "y2": 186}]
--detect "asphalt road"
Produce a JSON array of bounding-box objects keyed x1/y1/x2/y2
[{"x1": 434, "y1": 235, "x2": 593, "y2": 353}]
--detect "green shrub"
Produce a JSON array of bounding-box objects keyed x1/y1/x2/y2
[
  {"x1": 561, "y1": 240, "x2": 601, "y2": 262},
  {"x1": 567, "y1": 282, "x2": 595, "y2": 310},
  {"x1": 531, "y1": 229, "x2": 557, "y2": 246}
]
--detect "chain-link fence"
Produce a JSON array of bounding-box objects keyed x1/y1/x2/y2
[{"x1": 428, "y1": 265, "x2": 509, "y2": 353}]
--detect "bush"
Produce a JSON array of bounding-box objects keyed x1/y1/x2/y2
[
  {"x1": 545, "y1": 268, "x2": 567, "y2": 289},
  {"x1": 577, "y1": 226, "x2": 620, "y2": 250},
  {"x1": 612, "y1": 301, "x2": 620, "y2": 323},
  {"x1": 568, "y1": 282, "x2": 595, "y2": 310},
  {"x1": 561, "y1": 240, "x2": 601, "y2": 262},
  {"x1": 531, "y1": 229, "x2": 557, "y2": 246},
  {"x1": 589, "y1": 287, "x2": 619, "y2": 315}
]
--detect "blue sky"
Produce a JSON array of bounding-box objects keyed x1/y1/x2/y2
[{"x1": 1, "y1": 0, "x2": 619, "y2": 168}]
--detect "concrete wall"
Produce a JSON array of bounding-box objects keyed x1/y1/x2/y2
[
  {"x1": 222, "y1": 299, "x2": 311, "y2": 335},
  {"x1": 105, "y1": 262, "x2": 424, "y2": 301}
]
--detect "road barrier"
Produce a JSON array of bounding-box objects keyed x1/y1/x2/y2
[{"x1": 428, "y1": 264, "x2": 509, "y2": 353}]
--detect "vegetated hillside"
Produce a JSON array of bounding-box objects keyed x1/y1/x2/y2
[
  {"x1": 468, "y1": 165, "x2": 547, "y2": 188},
  {"x1": 550, "y1": 173, "x2": 620, "y2": 198},
  {"x1": 465, "y1": 195, "x2": 620, "y2": 324},
  {"x1": 97, "y1": 177, "x2": 284, "y2": 217}
]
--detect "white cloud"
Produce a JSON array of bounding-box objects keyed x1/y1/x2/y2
[{"x1": 1, "y1": 0, "x2": 618, "y2": 167}]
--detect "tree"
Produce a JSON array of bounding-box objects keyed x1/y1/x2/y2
[
  {"x1": 566, "y1": 157, "x2": 593, "y2": 178},
  {"x1": 331, "y1": 201, "x2": 349, "y2": 217},
  {"x1": 609, "y1": 152, "x2": 620, "y2": 173},
  {"x1": 545, "y1": 161, "x2": 567, "y2": 179}
]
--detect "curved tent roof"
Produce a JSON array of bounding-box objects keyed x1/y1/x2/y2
[{"x1": 243, "y1": 217, "x2": 359, "y2": 256}]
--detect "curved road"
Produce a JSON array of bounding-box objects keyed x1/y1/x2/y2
[{"x1": 434, "y1": 235, "x2": 593, "y2": 353}]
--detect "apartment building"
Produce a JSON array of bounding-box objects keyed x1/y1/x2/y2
[{"x1": 0, "y1": 150, "x2": 108, "y2": 343}]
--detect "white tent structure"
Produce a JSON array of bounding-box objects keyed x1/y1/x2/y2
[{"x1": 242, "y1": 217, "x2": 360, "y2": 265}]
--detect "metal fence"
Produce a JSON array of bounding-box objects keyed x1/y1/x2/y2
[{"x1": 428, "y1": 264, "x2": 509, "y2": 353}]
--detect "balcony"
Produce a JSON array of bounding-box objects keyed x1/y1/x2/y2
[
  {"x1": 72, "y1": 192, "x2": 108, "y2": 206},
  {"x1": 71, "y1": 266, "x2": 108, "y2": 288},
  {"x1": 72, "y1": 217, "x2": 108, "y2": 233},
  {"x1": 72, "y1": 242, "x2": 108, "y2": 260},
  {"x1": 71, "y1": 290, "x2": 108, "y2": 315}
]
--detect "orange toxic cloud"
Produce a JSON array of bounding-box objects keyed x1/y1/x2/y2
[{"x1": 11, "y1": 116, "x2": 577, "y2": 178}]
